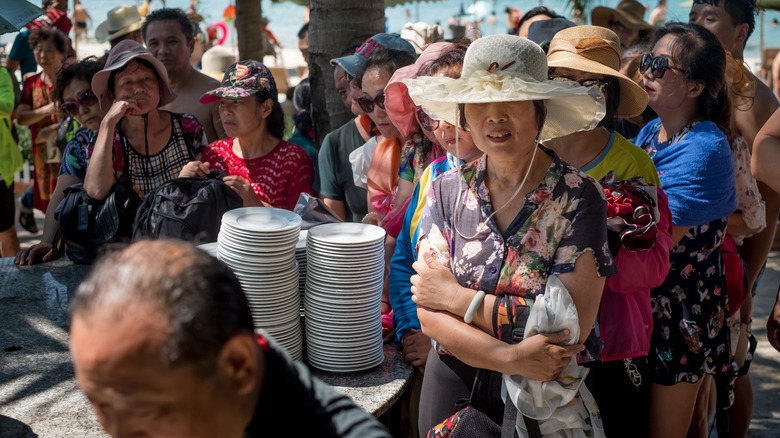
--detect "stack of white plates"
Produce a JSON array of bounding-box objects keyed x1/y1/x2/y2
[
  {"x1": 217, "y1": 207, "x2": 304, "y2": 361},
  {"x1": 304, "y1": 223, "x2": 386, "y2": 372},
  {"x1": 295, "y1": 230, "x2": 308, "y2": 309}
]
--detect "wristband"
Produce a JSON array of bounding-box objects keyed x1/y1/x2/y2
[{"x1": 463, "y1": 290, "x2": 486, "y2": 324}]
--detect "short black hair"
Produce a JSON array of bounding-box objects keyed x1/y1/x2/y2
[
  {"x1": 518, "y1": 7, "x2": 561, "y2": 30},
  {"x1": 72, "y1": 240, "x2": 255, "y2": 377},
  {"x1": 53, "y1": 57, "x2": 105, "y2": 107},
  {"x1": 693, "y1": 0, "x2": 757, "y2": 41},
  {"x1": 142, "y1": 8, "x2": 196, "y2": 42},
  {"x1": 356, "y1": 49, "x2": 416, "y2": 88},
  {"x1": 298, "y1": 22, "x2": 309, "y2": 40}
]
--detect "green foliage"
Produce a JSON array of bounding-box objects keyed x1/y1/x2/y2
[{"x1": 15, "y1": 120, "x2": 32, "y2": 165}]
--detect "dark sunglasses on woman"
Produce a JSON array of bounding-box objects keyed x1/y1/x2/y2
[
  {"x1": 61, "y1": 90, "x2": 99, "y2": 117},
  {"x1": 416, "y1": 107, "x2": 440, "y2": 132},
  {"x1": 357, "y1": 92, "x2": 386, "y2": 113},
  {"x1": 639, "y1": 53, "x2": 686, "y2": 79}
]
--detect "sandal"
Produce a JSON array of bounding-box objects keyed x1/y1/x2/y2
[{"x1": 19, "y1": 211, "x2": 38, "y2": 233}]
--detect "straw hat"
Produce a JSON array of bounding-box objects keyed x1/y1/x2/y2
[
  {"x1": 201, "y1": 45, "x2": 237, "y2": 81},
  {"x1": 92, "y1": 40, "x2": 176, "y2": 112},
  {"x1": 95, "y1": 5, "x2": 145, "y2": 43},
  {"x1": 385, "y1": 42, "x2": 462, "y2": 138},
  {"x1": 547, "y1": 26, "x2": 648, "y2": 118},
  {"x1": 404, "y1": 34, "x2": 605, "y2": 141},
  {"x1": 591, "y1": 0, "x2": 653, "y2": 31}
]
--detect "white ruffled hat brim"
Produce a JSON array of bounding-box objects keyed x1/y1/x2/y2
[{"x1": 404, "y1": 70, "x2": 606, "y2": 141}]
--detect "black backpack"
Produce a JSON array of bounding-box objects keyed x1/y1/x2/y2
[
  {"x1": 132, "y1": 170, "x2": 243, "y2": 242},
  {"x1": 55, "y1": 180, "x2": 141, "y2": 264}
]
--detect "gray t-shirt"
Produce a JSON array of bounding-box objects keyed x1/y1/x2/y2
[{"x1": 317, "y1": 118, "x2": 369, "y2": 223}]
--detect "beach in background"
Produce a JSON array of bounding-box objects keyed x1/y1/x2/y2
[{"x1": 2, "y1": 0, "x2": 777, "y2": 72}]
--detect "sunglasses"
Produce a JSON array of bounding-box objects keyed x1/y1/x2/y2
[
  {"x1": 344, "y1": 70, "x2": 355, "y2": 83},
  {"x1": 61, "y1": 89, "x2": 98, "y2": 117},
  {"x1": 549, "y1": 75, "x2": 612, "y2": 94},
  {"x1": 639, "y1": 53, "x2": 686, "y2": 79},
  {"x1": 416, "y1": 107, "x2": 440, "y2": 132},
  {"x1": 357, "y1": 91, "x2": 386, "y2": 113}
]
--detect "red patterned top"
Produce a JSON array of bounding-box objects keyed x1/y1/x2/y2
[{"x1": 203, "y1": 138, "x2": 314, "y2": 210}]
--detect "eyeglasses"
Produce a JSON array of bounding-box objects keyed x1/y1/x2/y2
[
  {"x1": 416, "y1": 107, "x2": 440, "y2": 132},
  {"x1": 639, "y1": 53, "x2": 686, "y2": 79},
  {"x1": 549, "y1": 75, "x2": 612, "y2": 94},
  {"x1": 344, "y1": 70, "x2": 355, "y2": 83},
  {"x1": 357, "y1": 91, "x2": 386, "y2": 113},
  {"x1": 60, "y1": 89, "x2": 98, "y2": 117}
]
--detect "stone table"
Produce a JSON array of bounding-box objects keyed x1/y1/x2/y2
[{"x1": 0, "y1": 257, "x2": 413, "y2": 437}]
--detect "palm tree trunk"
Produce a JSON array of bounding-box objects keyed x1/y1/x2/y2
[
  {"x1": 235, "y1": 0, "x2": 267, "y2": 61},
  {"x1": 309, "y1": 0, "x2": 385, "y2": 146}
]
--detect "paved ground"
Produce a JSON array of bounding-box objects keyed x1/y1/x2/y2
[{"x1": 3, "y1": 210, "x2": 780, "y2": 437}]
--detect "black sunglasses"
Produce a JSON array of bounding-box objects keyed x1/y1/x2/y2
[
  {"x1": 639, "y1": 53, "x2": 686, "y2": 79},
  {"x1": 357, "y1": 91, "x2": 386, "y2": 113},
  {"x1": 416, "y1": 107, "x2": 440, "y2": 132},
  {"x1": 549, "y1": 74, "x2": 612, "y2": 94},
  {"x1": 344, "y1": 70, "x2": 355, "y2": 83}
]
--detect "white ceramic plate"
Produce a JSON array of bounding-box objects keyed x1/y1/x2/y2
[
  {"x1": 307, "y1": 223, "x2": 385, "y2": 246},
  {"x1": 222, "y1": 207, "x2": 301, "y2": 233}
]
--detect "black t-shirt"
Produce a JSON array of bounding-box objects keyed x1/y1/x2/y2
[{"x1": 245, "y1": 337, "x2": 390, "y2": 438}]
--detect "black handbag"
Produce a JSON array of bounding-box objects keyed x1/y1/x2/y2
[{"x1": 55, "y1": 180, "x2": 141, "y2": 264}]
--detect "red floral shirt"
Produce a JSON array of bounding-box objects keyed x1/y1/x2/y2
[{"x1": 203, "y1": 138, "x2": 314, "y2": 210}]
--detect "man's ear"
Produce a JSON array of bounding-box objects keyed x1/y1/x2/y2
[
  {"x1": 187, "y1": 37, "x2": 196, "y2": 55},
  {"x1": 216, "y1": 333, "x2": 261, "y2": 396},
  {"x1": 735, "y1": 22, "x2": 749, "y2": 49}
]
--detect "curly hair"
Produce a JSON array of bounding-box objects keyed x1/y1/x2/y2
[
  {"x1": 28, "y1": 26, "x2": 68, "y2": 55},
  {"x1": 52, "y1": 57, "x2": 105, "y2": 107}
]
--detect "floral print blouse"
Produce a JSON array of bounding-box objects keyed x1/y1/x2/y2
[{"x1": 419, "y1": 147, "x2": 616, "y2": 348}]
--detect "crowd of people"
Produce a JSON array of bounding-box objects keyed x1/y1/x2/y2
[{"x1": 2, "y1": 0, "x2": 780, "y2": 437}]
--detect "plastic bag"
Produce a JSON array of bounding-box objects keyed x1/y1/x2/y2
[
  {"x1": 503, "y1": 275, "x2": 605, "y2": 438},
  {"x1": 293, "y1": 192, "x2": 343, "y2": 230}
]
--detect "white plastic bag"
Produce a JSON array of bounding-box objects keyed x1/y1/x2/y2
[{"x1": 502, "y1": 275, "x2": 605, "y2": 438}]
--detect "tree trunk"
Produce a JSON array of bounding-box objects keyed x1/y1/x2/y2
[
  {"x1": 309, "y1": 0, "x2": 385, "y2": 146},
  {"x1": 235, "y1": 0, "x2": 267, "y2": 62}
]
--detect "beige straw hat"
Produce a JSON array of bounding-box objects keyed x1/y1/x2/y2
[
  {"x1": 547, "y1": 26, "x2": 648, "y2": 118},
  {"x1": 404, "y1": 34, "x2": 605, "y2": 141},
  {"x1": 95, "y1": 5, "x2": 145, "y2": 43},
  {"x1": 591, "y1": 0, "x2": 653, "y2": 31}
]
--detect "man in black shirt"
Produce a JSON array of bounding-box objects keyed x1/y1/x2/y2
[{"x1": 70, "y1": 240, "x2": 390, "y2": 438}]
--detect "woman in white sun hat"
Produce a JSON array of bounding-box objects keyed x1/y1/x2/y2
[{"x1": 405, "y1": 33, "x2": 615, "y2": 433}]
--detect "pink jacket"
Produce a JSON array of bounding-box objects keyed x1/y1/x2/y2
[{"x1": 599, "y1": 189, "x2": 673, "y2": 361}]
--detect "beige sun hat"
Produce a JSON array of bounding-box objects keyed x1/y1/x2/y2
[
  {"x1": 591, "y1": 0, "x2": 653, "y2": 31},
  {"x1": 404, "y1": 34, "x2": 605, "y2": 141},
  {"x1": 95, "y1": 5, "x2": 145, "y2": 43},
  {"x1": 547, "y1": 26, "x2": 648, "y2": 118}
]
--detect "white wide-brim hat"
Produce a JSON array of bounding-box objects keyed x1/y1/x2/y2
[{"x1": 404, "y1": 34, "x2": 605, "y2": 141}]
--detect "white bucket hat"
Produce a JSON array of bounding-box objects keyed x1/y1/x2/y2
[{"x1": 404, "y1": 34, "x2": 606, "y2": 141}]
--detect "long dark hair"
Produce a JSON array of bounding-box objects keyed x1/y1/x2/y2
[{"x1": 651, "y1": 22, "x2": 731, "y2": 134}]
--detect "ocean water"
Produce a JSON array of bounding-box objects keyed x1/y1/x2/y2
[{"x1": 6, "y1": 0, "x2": 779, "y2": 60}]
